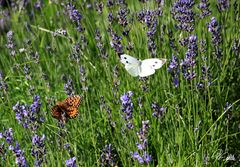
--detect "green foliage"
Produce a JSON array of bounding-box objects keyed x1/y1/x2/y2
[{"x1": 0, "y1": 0, "x2": 240, "y2": 166}]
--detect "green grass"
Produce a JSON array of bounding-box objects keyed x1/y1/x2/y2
[{"x1": 0, "y1": 0, "x2": 240, "y2": 166}]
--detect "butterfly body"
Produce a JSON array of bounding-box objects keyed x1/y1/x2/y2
[
  {"x1": 120, "y1": 54, "x2": 167, "y2": 77},
  {"x1": 51, "y1": 95, "x2": 81, "y2": 122}
]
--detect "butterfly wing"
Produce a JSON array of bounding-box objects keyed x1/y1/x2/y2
[
  {"x1": 62, "y1": 95, "x2": 81, "y2": 118},
  {"x1": 66, "y1": 108, "x2": 78, "y2": 118},
  {"x1": 124, "y1": 63, "x2": 141, "y2": 77},
  {"x1": 120, "y1": 54, "x2": 141, "y2": 77},
  {"x1": 139, "y1": 62, "x2": 155, "y2": 77},
  {"x1": 120, "y1": 54, "x2": 140, "y2": 65},
  {"x1": 51, "y1": 105, "x2": 64, "y2": 120},
  {"x1": 64, "y1": 95, "x2": 81, "y2": 107},
  {"x1": 139, "y1": 58, "x2": 167, "y2": 77},
  {"x1": 141, "y1": 58, "x2": 167, "y2": 69}
]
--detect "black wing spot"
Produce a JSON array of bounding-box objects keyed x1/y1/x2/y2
[
  {"x1": 126, "y1": 61, "x2": 128, "y2": 64},
  {"x1": 155, "y1": 61, "x2": 158, "y2": 64},
  {"x1": 124, "y1": 57, "x2": 127, "y2": 59},
  {"x1": 153, "y1": 65, "x2": 155, "y2": 67}
]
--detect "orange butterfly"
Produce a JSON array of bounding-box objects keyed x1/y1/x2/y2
[{"x1": 51, "y1": 95, "x2": 81, "y2": 122}]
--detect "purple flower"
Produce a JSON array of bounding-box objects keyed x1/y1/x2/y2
[
  {"x1": 108, "y1": 12, "x2": 114, "y2": 24},
  {"x1": 197, "y1": 65, "x2": 212, "y2": 89},
  {"x1": 30, "y1": 95, "x2": 41, "y2": 112},
  {"x1": 64, "y1": 143, "x2": 70, "y2": 150},
  {"x1": 34, "y1": 1, "x2": 42, "y2": 9},
  {"x1": 125, "y1": 122, "x2": 134, "y2": 129},
  {"x1": 95, "y1": 29, "x2": 108, "y2": 58},
  {"x1": 64, "y1": 78, "x2": 75, "y2": 96},
  {"x1": 100, "y1": 96, "x2": 106, "y2": 112},
  {"x1": 109, "y1": 30, "x2": 123, "y2": 55},
  {"x1": 64, "y1": 143, "x2": 74, "y2": 155},
  {"x1": 167, "y1": 29, "x2": 178, "y2": 51},
  {"x1": 200, "y1": 39, "x2": 207, "y2": 53},
  {"x1": 137, "y1": 9, "x2": 158, "y2": 34},
  {"x1": 217, "y1": 0, "x2": 230, "y2": 11},
  {"x1": 180, "y1": 35, "x2": 198, "y2": 81},
  {"x1": 132, "y1": 152, "x2": 144, "y2": 164},
  {"x1": 65, "y1": 3, "x2": 83, "y2": 32},
  {"x1": 136, "y1": 140, "x2": 147, "y2": 150},
  {"x1": 138, "y1": 97, "x2": 143, "y2": 110},
  {"x1": 95, "y1": 1, "x2": 104, "y2": 14},
  {"x1": 143, "y1": 151, "x2": 152, "y2": 163},
  {"x1": 120, "y1": 94, "x2": 130, "y2": 105},
  {"x1": 107, "y1": 0, "x2": 114, "y2": 7},
  {"x1": 8, "y1": 145, "x2": 14, "y2": 151},
  {"x1": 0, "y1": 128, "x2": 29, "y2": 165},
  {"x1": 9, "y1": 0, "x2": 29, "y2": 9},
  {"x1": 66, "y1": 157, "x2": 77, "y2": 167},
  {"x1": 152, "y1": 103, "x2": 166, "y2": 118},
  {"x1": 69, "y1": 42, "x2": 81, "y2": 63},
  {"x1": 224, "y1": 102, "x2": 233, "y2": 121},
  {"x1": 12, "y1": 142, "x2": 28, "y2": 167},
  {"x1": 232, "y1": 39, "x2": 240, "y2": 57},
  {"x1": 224, "y1": 102, "x2": 232, "y2": 112},
  {"x1": 79, "y1": 65, "x2": 88, "y2": 91},
  {"x1": 171, "y1": 0, "x2": 195, "y2": 32},
  {"x1": 131, "y1": 151, "x2": 151, "y2": 164},
  {"x1": 29, "y1": 51, "x2": 40, "y2": 64},
  {"x1": 0, "y1": 71, "x2": 8, "y2": 92},
  {"x1": 5, "y1": 30, "x2": 17, "y2": 56},
  {"x1": 137, "y1": 8, "x2": 161, "y2": 56},
  {"x1": 137, "y1": 120, "x2": 150, "y2": 141},
  {"x1": 207, "y1": 17, "x2": 222, "y2": 59},
  {"x1": 23, "y1": 64, "x2": 32, "y2": 80},
  {"x1": 1, "y1": 128, "x2": 14, "y2": 144},
  {"x1": 31, "y1": 134, "x2": 46, "y2": 166},
  {"x1": 147, "y1": 39, "x2": 157, "y2": 57},
  {"x1": 131, "y1": 120, "x2": 152, "y2": 164},
  {"x1": 120, "y1": 91, "x2": 134, "y2": 129},
  {"x1": 207, "y1": 17, "x2": 221, "y2": 46},
  {"x1": 168, "y1": 54, "x2": 180, "y2": 87},
  {"x1": 117, "y1": 8, "x2": 129, "y2": 27},
  {"x1": 198, "y1": 0, "x2": 212, "y2": 18},
  {"x1": 100, "y1": 144, "x2": 117, "y2": 166},
  {"x1": 112, "y1": 65, "x2": 120, "y2": 101},
  {"x1": 12, "y1": 95, "x2": 43, "y2": 131}
]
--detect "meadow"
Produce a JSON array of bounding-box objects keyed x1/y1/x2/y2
[{"x1": 0, "y1": 0, "x2": 240, "y2": 166}]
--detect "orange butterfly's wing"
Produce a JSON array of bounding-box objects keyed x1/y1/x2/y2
[
  {"x1": 51, "y1": 101, "x2": 67, "y2": 121},
  {"x1": 59, "y1": 95, "x2": 81, "y2": 119},
  {"x1": 51, "y1": 105, "x2": 63, "y2": 120},
  {"x1": 64, "y1": 95, "x2": 81, "y2": 118},
  {"x1": 66, "y1": 108, "x2": 79, "y2": 118},
  {"x1": 51, "y1": 95, "x2": 81, "y2": 121},
  {"x1": 64, "y1": 95, "x2": 81, "y2": 108}
]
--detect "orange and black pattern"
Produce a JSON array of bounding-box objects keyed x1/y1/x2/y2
[{"x1": 51, "y1": 95, "x2": 81, "y2": 121}]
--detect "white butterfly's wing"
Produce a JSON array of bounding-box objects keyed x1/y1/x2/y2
[
  {"x1": 120, "y1": 54, "x2": 140, "y2": 65},
  {"x1": 139, "y1": 62, "x2": 155, "y2": 77},
  {"x1": 120, "y1": 54, "x2": 141, "y2": 77},
  {"x1": 141, "y1": 58, "x2": 167, "y2": 69},
  {"x1": 139, "y1": 58, "x2": 167, "y2": 77},
  {"x1": 125, "y1": 64, "x2": 140, "y2": 77}
]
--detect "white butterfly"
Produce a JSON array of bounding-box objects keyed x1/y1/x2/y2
[{"x1": 120, "y1": 54, "x2": 167, "y2": 77}]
